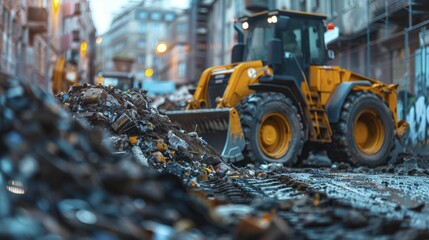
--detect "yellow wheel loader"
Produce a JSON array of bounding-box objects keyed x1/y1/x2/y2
[
  {"x1": 167, "y1": 10, "x2": 408, "y2": 167},
  {"x1": 52, "y1": 56, "x2": 79, "y2": 95}
]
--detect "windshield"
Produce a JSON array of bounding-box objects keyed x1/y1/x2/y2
[
  {"x1": 242, "y1": 17, "x2": 327, "y2": 65},
  {"x1": 243, "y1": 21, "x2": 274, "y2": 62}
]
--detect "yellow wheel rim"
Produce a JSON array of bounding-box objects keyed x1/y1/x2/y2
[
  {"x1": 353, "y1": 109, "x2": 384, "y2": 155},
  {"x1": 258, "y1": 113, "x2": 291, "y2": 158}
]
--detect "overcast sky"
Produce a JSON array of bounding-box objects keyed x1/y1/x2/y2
[{"x1": 90, "y1": 0, "x2": 190, "y2": 35}]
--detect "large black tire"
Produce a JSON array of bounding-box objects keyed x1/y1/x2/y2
[
  {"x1": 328, "y1": 91, "x2": 395, "y2": 167},
  {"x1": 236, "y1": 93, "x2": 305, "y2": 166}
]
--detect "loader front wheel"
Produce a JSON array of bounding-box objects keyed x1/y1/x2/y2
[
  {"x1": 328, "y1": 91, "x2": 395, "y2": 167},
  {"x1": 237, "y1": 93, "x2": 304, "y2": 166}
]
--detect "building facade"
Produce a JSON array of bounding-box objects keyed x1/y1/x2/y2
[
  {"x1": 60, "y1": 0, "x2": 96, "y2": 84},
  {"x1": 1, "y1": 0, "x2": 25, "y2": 77},
  {"x1": 97, "y1": 2, "x2": 178, "y2": 85},
  {"x1": 0, "y1": 0, "x2": 96, "y2": 89},
  {"x1": 158, "y1": 13, "x2": 189, "y2": 85}
]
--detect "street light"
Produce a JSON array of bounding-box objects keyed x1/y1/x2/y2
[
  {"x1": 145, "y1": 68, "x2": 154, "y2": 77},
  {"x1": 47, "y1": 0, "x2": 61, "y2": 90},
  {"x1": 96, "y1": 37, "x2": 104, "y2": 73},
  {"x1": 96, "y1": 37, "x2": 103, "y2": 44},
  {"x1": 156, "y1": 42, "x2": 168, "y2": 54},
  {"x1": 153, "y1": 41, "x2": 169, "y2": 80},
  {"x1": 53, "y1": 0, "x2": 61, "y2": 13}
]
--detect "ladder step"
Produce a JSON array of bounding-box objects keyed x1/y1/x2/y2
[
  {"x1": 310, "y1": 107, "x2": 325, "y2": 112},
  {"x1": 312, "y1": 121, "x2": 329, "y2": 129}
]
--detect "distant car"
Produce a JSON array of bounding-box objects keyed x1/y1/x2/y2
[{"x1": 97, "y1": 72, "x2": 135, "y2": 91}]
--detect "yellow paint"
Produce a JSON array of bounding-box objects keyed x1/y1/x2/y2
[
  {"x1": 187, "y1": 61, "x2": 268, "y2": 109},
  {"x1": 52, "y1": 56, "x2": 66, "y2": 95},
  {"x1": 308, "y1": 65, "x2": 403, "y2": 140},
  {"x1": 186, "y1": 66, "x2": 221, "y2": 110},
  {"x1": 257, "y1": 113, "x2": 291, "y2": 158},
  {"x1": 97, "y1": 76, "x2": 103, "y2": 85},
  {"x1": 52, "y1": 56, "x2": 79, "y2": 94},
  {"x1": 218, "y1": 61, "x2": 268, "y2": 108},
  {"x1": 353, "y1": 109, "x2": 385, "y2": 155},
  {"x1": 228, "y1": 108, "x2": 244, "y2": 139}
]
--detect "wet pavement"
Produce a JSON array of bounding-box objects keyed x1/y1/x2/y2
[
  {"x1": 286, "y1": 170, "x2": 429, "y2": 228},
  {"x1": 1, "y1": 74, "x2": 429, "y2": 239},
  {"x1": 199, "y1": 166, "x2": 429, "y2": 239}
]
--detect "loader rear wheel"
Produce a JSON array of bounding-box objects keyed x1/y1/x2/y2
[
  {"x1": 236, "y1": 93, "x2": 304, "y2": 166},
  {"x1": 328, "y1": 91, "x2": 395, "y2": 167}
]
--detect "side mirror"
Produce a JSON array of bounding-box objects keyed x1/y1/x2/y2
[
  {"x1": 231, "y1": 43, "x2": 245, "y2": 63},
  {"x1": 268, "y1": 38, "x2": 282, "y2": 66},
  {"x1": 327, "y1": 50, "x2": 335, "y2": 60}
]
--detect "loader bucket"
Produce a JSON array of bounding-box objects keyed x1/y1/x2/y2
[{"x1": 166, "y1": 108, "x2": 245, "y2": 162}]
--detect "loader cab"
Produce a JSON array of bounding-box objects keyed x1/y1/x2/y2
[{"x1": 240, "y1": 11, "x2": 327, "y2": 79}]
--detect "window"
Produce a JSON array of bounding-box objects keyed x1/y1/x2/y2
[
  {"x1": 330, "y1": 0, "x2": 337, "y2": 17},
  {"x1": 137, "y1": 11, "x2": 147, "y2": 19},
  {"x1": 177, "y1": 23, "x2": 187, "y2": 33},
  {"x1": 178, "y1": 61, "x2": 186, "y2": 77},
  {"x1": 137, "y1": 55, "x2": 145, "y2": 64},
  {"x1": 114, "y1": 42, "x2": 125, "y2": 53},
  {"x1": 299, "y1": 0, "x2": 306, "y2": 11},
  {"x1": 151, "y1": 12, "x2": 162, "y2": 21},
  {"x1": 137, "y1": 40, "x2": 146, "y2": 49},
  {"x1": 344, "y1": 0, "x2": 357, "y2": 11},
  {"x1": 151, "y1": 23, "x2": 161, "y2": 33},
  {"x1": 139, "y1": 24, "x2": 147, "y2": 33},
  {"x1": 282, "y1": 29, "x2": 302, "y2": 56},
  {"x1": 308, "y1": 25, "x2": 325, "y2": 65},
  {"x1": 244, "y1": 25, "x2": 274, "y2": 61},
  {"x1": 165, "y1": 13, "x2": 175, "y2": 22}
]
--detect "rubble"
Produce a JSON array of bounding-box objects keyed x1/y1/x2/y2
[
  {"x1": 0, "y1": 74, "x2": 267, "y2": 239},
  {"x1": 56, "y1": 83, "x2": 226, "y2": 182},
  {"x1": 2, "y1": 74, "x2": 429, "y2": 239},
  {"x1": 328, "y1": 153, "x2": 429, "y2": 176}
]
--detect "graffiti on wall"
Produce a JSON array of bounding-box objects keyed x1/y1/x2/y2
[
  {"x1": 398, "y1": 94, "x2": 429, "y2": 147},
  {"x1": 397, "y1": 46, "x2": 429, "y2": 150}
]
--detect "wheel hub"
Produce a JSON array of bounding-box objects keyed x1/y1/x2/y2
[
  {"x1": 261, "y1": 125, "x2": 277, "y2": 145},
  {"x1": 353, "y1": 110, "x2": 385, "y2": 155},
  {"x1": 258, "y1": 113, "x2": 291, "y2": 159}
]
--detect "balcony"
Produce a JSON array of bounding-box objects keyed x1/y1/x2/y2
[
  {"x1": 74, "y1": 3, "x2": 81, "y2": 16},
  {"x1": 27, "y1": 7, "x2": 47, "y2": 33},
  {"x1": 27, "y1": 7, "x2": 47, "y2": 45}
]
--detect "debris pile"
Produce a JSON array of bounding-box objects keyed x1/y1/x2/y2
[
  {"x1": 151, "y1": 85, "x2": 193, "y2": 111},
  {"x1": 56, "y1": 83, "x2": 226, "y2": 183},
  {"x1": 0, "y1": 74, "x2": 300, "y2": 239}
]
